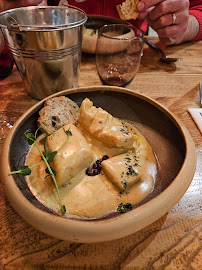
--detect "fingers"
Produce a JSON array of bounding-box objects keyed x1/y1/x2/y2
[
  {"x1": 137, "y1": 7, "x2": 154, "y2": 20},
  {"x1": 148, "y1": 0, "x2": 189, "y2": 21},
  {"x1": 147, "y1": 11, "x2": 189, "y2": 45},
  {"x1": 137, "y1": 0, "x2": 189, "y2": 24},
  {"x1": 148, "y1": 9, "x2": 189, "y2": 31},
  {"x1": 153, "y1": 22, "x2": 188, "y2": 44},
  {"x1": 137, "y1": 0, "x2": 165, "y2": 12},
  {"x1": 138, "y1": 0, "x2": 190, "y2": 45}
]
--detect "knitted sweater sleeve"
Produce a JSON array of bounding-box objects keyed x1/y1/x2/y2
[{"x1": 189, "y1": 1, "x2": 202, "y2": 40}]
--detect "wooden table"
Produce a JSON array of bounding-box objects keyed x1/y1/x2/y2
[{"x1": 0, "y1": 37, "x2": 201, "y2": 269}]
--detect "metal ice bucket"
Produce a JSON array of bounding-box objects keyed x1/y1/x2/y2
[{"x1": 0, "y1": 6, "x2": 87, "y2": 100}]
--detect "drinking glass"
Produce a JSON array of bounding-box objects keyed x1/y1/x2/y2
[{"x1": 96, "y1": 24, "x2": 144, "y2": 87}]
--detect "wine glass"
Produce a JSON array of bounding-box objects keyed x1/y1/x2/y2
[{"x1": 96, "y1": 24, "x2": 144, "y2": 87}]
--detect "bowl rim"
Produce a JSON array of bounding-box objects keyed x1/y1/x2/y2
[
  {"x1": 85, "y1": 14, "x2": 132, "y2": 25},
  {"x1": 82, "y1": 15, "x2": 131, "y2": 54},
  {"x1": 0, "y1": 86, "x2": 196, "y2": 243}
]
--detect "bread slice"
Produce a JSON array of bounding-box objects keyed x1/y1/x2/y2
[
  {"x1": 38, "y1": 96, "x2": 80, "y2": 134},
  {"x1": 116, "y1": 0, "x2": 139, "y2": 20}
]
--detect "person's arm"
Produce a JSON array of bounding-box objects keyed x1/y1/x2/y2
[
  {"x1": 174, "y1": 1, "x2": 202, "y2": 44},
  {"x1": 189, "y1": 2, "x2": 202, "y2": 41},
  {"x1": 174, "y1": 14, "x2": 199, "y2": 44}
]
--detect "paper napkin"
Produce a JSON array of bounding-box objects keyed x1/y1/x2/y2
[{"x1": 188, "y1": 108, "x2": 202, "y2": 134}]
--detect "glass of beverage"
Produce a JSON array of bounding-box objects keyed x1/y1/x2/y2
[{"x1": 96, "y1": 24, "x2": 144, "y2": 87}]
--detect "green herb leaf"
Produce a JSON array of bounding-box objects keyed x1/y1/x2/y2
[
  {"x1": 18, "y1": 165, "x2": 32, "y2": 175},
  {"x1": 42, "y1": 135, "x2": 57, "y2": 163},
  {"x1": 43, "y1": 149, "x2": 57, "y2": 163},
  {"x1": 8, "y1": 165, "x2": 32, "y2": 176},
  {"x1": 90, "y1": 29, "x2": 98, "y2": 36},
  {"x1": 117, "y1": 203, "x2": 133, "y2": 213},
  {"x1": 9, "y1": 126, "x2": 67, "y2": 216},
  {"x1": 57, "y1": 128, "x2": 72, "y2": 151},
  {"x1": 65, "y1": 129, "x2": 72, "y2": 136},
  {"x1": 45, "y1": 166, "x2": 56, "y2": 177},
  {"x1": 24, "y1": 127, "x2": 41, "y2": 145},
  {"x1": 47, "y1": 151, "x2": 57, "y2": 163},
  {"x1": 24, "y1": 130, "x2": 36, "y2": 145},
  {"x1": 35, "y1": 140, "x2": 66, "y2": 215},
  {"x1": 61, "y1": 205, "x2": 66, "y2": 215}
]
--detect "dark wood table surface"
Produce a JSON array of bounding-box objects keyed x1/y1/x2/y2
[{"x1": 0, "y1": 37, "x2": 201, "y2": 269}]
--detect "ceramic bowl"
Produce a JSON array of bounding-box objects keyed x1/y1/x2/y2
[
  {"x1": 0, "y1": 86, "x2": 196, "y2": 243},
  {"x1": 82, "y1": 15, "x2": 129, "y2": 54}
]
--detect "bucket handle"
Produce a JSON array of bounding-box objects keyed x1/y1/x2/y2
[
  {"x1": 6, "y1": 16, "x2": 21, "y2": 31},
  {"x1": 6, "y1": 16, "x2": 28, "y2": 48}
]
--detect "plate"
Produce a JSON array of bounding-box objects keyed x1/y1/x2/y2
[
  {"x1": 0, "y1": 86, "x2": 196, "y2": 243},
  {"x1": 82, "y1": 15, "x2": 129, "y2": 54}
]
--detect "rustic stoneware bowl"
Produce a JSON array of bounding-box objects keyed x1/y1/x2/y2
[
  {"x1": 0, "y1": 86, "x2": 196, "y2": 243},
  {"x1": 82, "y1": 15, "x2": 129, "y2": 54}
]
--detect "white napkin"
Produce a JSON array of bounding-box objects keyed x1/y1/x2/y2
[{"x1": 188, "y1": 108, "x2": 202, "y2": 133}]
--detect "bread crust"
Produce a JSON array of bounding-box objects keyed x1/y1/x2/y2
[
  {"x1": 116, "y1": 0, "x2": 139, "y2": 21},
  {"x1": 38, "y1": 96, "x2": 80, "y2": 134}
]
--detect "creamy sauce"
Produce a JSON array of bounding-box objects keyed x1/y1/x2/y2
[{"x1": 26, "y1": 122, "x2": 157, "y2": 218}]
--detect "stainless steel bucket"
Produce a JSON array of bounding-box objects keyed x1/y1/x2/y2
[{"x1": 0, "y1": 6, "x2": 87, "y2": 100}]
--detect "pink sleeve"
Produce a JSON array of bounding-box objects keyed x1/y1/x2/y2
[{"x1": 189, "y1": 6, "x2": 202, "y2": 40}]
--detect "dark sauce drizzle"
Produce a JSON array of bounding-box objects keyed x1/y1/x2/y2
[{"x1": 86, "y1": 155, "x2": 109, "y2": 176}]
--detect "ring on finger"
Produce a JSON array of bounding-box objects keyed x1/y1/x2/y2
[{"x1": 172, "y1": 13, "x2": 177, "y2": 25}]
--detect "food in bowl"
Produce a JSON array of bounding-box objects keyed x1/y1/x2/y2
[
  {"x1": 83, "y1": 25, "x2": 137, "y2": 55},
  {"x1": 82, "y1": 26, "x2": 99, "y2": 54},
  {"x1": 82, "y1": 16, "x2": 131, "y2": 54},
  {"x1": 3, "y1": 87, "x2": 196, "y2": 242},
  {"x1": 10, "y1": 97, "x2": 157, "y2": 218}
]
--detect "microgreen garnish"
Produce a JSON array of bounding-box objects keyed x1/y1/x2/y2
[
  {"x1": 42, "y1": 135, "x2": 58, "y2": 163},
  {"x1": 18, "y1": 165, "x2": 32, "y2": 175},
  {"x1": 8, "y1": 161, "x2": 44, "y2": 176},
  {"x1": 9, "y1": 126, "x2": 73, "y2": 216},
  {"x1": 90, "y1": 29, "x2": 98, "y2": 36},
  {"x1": 39, "y1": 146, "x2": 66, "y2": 215},
  {"x1": 43, "y1": 149, "x2": 57, "y2": 163},
  {"x1": 45, "y1": 166, "x2": 56, "y2": 178},
  {"x1": 9, "y1": 165, "x2": 32, "y2": 176},
  {"x1": 117, "y1": 203, "x2": 133, "y2": 213},
  {"x1": 24, "y1": 127, "x2": 40, "y2": 144},
  {"x1": 57, "y1": 128, "x2": 72, "y2": 151}
]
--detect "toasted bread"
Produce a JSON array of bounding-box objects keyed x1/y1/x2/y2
[
  {"x1": 116, "y1": 0, "x2": 139, "y2": 21},
  {"x1": 38, "y1": 96, "x2": 80, "y2": 134}
]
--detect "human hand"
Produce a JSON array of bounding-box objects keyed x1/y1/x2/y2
[
  {"x1": 137, "y1": 0, "x2": 190, "y2": 44},
  {"x1": 0, "y1": 0, "x2": 44, "y2": 12}
]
